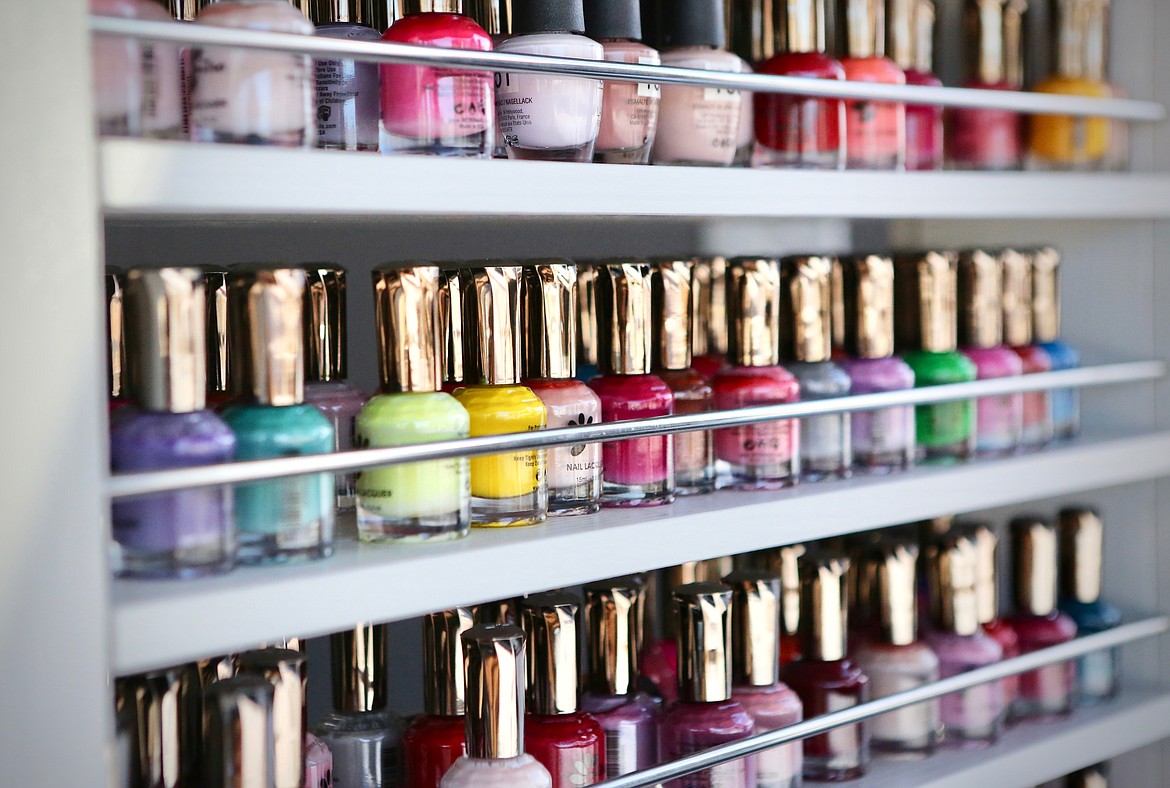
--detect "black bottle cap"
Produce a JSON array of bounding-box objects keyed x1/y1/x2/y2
[
  {"x1": 511, "y1": 0, "x2": 586, "y2": 34},
  {"x1": 584, "y1": 0, "x2": 642, "y2": 40},
  {"x1": 662, "y1": 0, "x2": 725, "y2": 48}
]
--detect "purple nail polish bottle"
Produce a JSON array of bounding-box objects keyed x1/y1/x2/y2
[{"x1": 111, "y1": 267, "x2": 236, "y2": 578}]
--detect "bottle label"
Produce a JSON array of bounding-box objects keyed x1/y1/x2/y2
[
  {"x1": 637, "y1": 56, "x2": 662, "y2": 99},
  {"x1": 867, "y1": 671, "x2": 938, "y2": 745},
  {"x1": 315, "y1": 57, "x2": 379, "y2": 148},
  {"x1": 189, "y1": 47, "x2": 313, "y2": 140},
  {"x1": 800, "y1": 413, "x2": 849, "y2": 470},
  {"x1": 495, "y1": 70, "x2": 603, "y2": 150},
  {"x1": 853, "y1": 405, "x2": 913, "y2": 458},
  {"x1": 714, "y1": 419, "x2": 799, "y2": 468},
  {"x1": 755, "y1": 742, "x2": 800, "y2": 787}
]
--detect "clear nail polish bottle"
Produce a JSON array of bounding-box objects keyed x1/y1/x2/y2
[{"x1": 309, "y1": 0, "x2": 381, "y2": 152}]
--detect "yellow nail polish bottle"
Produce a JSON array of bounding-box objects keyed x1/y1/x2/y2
[{"x1": 454, "y1": 265, "x2": 548, "y2": 527}]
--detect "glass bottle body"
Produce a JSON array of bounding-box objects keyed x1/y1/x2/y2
[
  {"x1": 440, "y1": 754, "x2": 552, "y2": 787},
  {"x1": 109, "y1": 408, "x2": 236, "y2": 578},
  {"x1": 525, "y1": 378, "x2": 604, "y2": 514},
  {"x1": 380, "y1": 13, "x2": 495, "y2": 157},
  {"x1": 221, "y1": 402, "x2": 335, "y2": 563},
  {"x1": 314, "y1": 708, "x2": 405, "y2": 788},
  {"x1": 983, "y1": 619, "x2": 1021, "y2": 711},
  {"x1": 304, "y1": 379, "x2": 369, "y2": 512},
  {"x1": 355, "y1": 391, "x2": 471, "y2": 542},
  {"x1": 640, "y1": 637, "x2": 679, "y2": 704},
  {"x1": 788, "y1": 360, "x2": 852, "y2": 481},
  {"x1": 658, "y1": 700, "x2": 756, "y2": 788},
  {"x1": 1012, "y1": 345, "x2": 1055, "y2": 450},
  {"x1": 926, "y1": 630, "x2": 1005, "y2": 748},
  {"x1": 587, "y1": 373, "x2": 675, "y2": 506},
  {"x1": 652, "y1": 47, "x2": 748, "y2": 167},
  {"x1": 783, "y1": 659, "x2": 870, "y2": 781},
  {"x1": 1005, "y1": 611, "x2": 1078, "y2": 721},
  {"x1": 947, "y1": 81, "x2": 1022, "y2": 170},
  {"x1": 853, "y1": 641, "x2": 940, "y2": 757},
  {"x1": 656, "y1": 367, "x2": 715, "y2": 495},
  {"x1": 402, "y1": 714, "x2": 466, "y2": 788},
  {"x1": 306, "y1": 731, "x2": 334, "y2": 788},
  {"x1": 452, "y1": 384, "x2": 548, "y2": 526},
  {"x1": 712, "y1": 365, "x2": 801, "y2": 489},
  {"x1": 901, "y1": 350, "x2": 976, "y2": 464},
  {"x1": 839, "y1": 57, "x2": 906, "y2": 170},
  {"x1": 1038, "y1": 340, "x2": 1080, "y2": 440},
  {"x1": 959, "y1": 346, "x2": 1024, "y2": 457},
  {"x1": 595, "y1": 39, "x2": 661, "y2": 164},
  {"x1": 731, "y1": 683, "x2": 803, "y2": 787},
  {"x1": 1027, "y1": 78, "x2": 1112, "y2": 171},
  {"x1": 1059, "y1": 598, "x2": 1122, "y2": 705},
  {"x1": 837, "y1": 357, "x2": 916, "y2": 473},
  {"x1": 752, "y1": 51, "x2": 845, "y2": 169},
  {"x1": 578, "y1": 692, "x2": 660, "y2": 778},
  {"x1": 904, "y1": 69, "x2": 943, "y2": 171},
  {"x1": 525, "y1": 712, "x2": 607, "y2": 787},
  {"x1": 314, "y1": 22, "x2": 381, "y2": 151}
]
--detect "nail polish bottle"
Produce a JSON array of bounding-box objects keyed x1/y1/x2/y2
[
  {"x1": 313, "y1": 623, "x2": 405, "y2": 788},
  {"x1": 712, "y1": 257, "x2": 802, "y2": 489},
  {"x1": 203, "y1": 675, "x2": 277, "y2": 788},
  {"x1": 1057, "y1": 508, "x2": 1121, "y2": 705},
  {"x1": 652, "y1": 0, "x2": 750, "y2": 167},
  {"x1": 105, "y1": 266, "x2": 127, "y2": 413},
  {"x1": 463, "y1": 0, "x2": 513, "y2": 159},
  {"x1": 190, "y1": 0, "x2": 316, "y2": 146},
  {"x1": 301, "y1": 265, "x2": 368, "y2": 513},
  {"x1": 523, "y1": 263, "x2": 604, "y2": 515},
  {"x1": 853, "y1": 541, "x2": 940, "y2": 758},
  {"x1": 494, "y1": 0, "x2": 605, "y2": 162},
  {"x1": 381, "y1": 0, "x2": 496, "y2": 157},
  {"x1": 639, "y1": 567, "x2": 682, "y2": 703},
  {"x1": 651, "y1": 260, "x2": 716, "y2": 495},
  {"x1": 117, "y1": 666, "x2": 202, "y2": 787},
  {"x1": 308, "y1": 0, "x2": 381, "y2": 151},
  {"x1": 575, "y1": 265, "x2": 601, "y2": 383},
  {"x1": 440, "y1": 624, "x2": 553, "y2": 787},
  {"x1": 222, "y1": 267, "x2": 335, "y2": 563},
  {"x1": 725, "y1": 571, "x2": 804, "y2": 788},
  {"x1": 837, "y1": 255, "x2": 917, "y2": 473},
  {"x1": 780, "y1": 255, "x2": 853, "y2": 481},
  {"x1": 587, "y1": 262, "x2": 675, "y2": 507},
  {"x1": 580, "y1": 578, "x2": 661, "y2": 778},
  {"x1": 890, "y1": 0, "x2": 943, "y2": 170},
  {"x1": 306, "y1": 732, "x2": 334, "y2": 788},
  {"x1": 947, "y1": 0, "x2": 1023, "y2": 170},
  {"x1": 969, "y1": 522, "x2": 1021, "y2": 711},
  {"x1": 783, "y1": 554, "x2": 870, "y2": 781},
  {"x1": 957, "y1": 250, "x2": 1025, "y2": 457},
  {"x1": 778, "y1": 544, "x2": 806, "y2": 665},
  {"x1": 203, "y1": 266, "x2": 238, "y2": 411},
  {"x1": 521, "y1": 593, "x2": 607, "y2": 785},
  {"x1": 440, "y1": 268, "x2": 467, "y2": 394},
  {"x1": 924, "y1": 531, "x2": 1006, "y2": 748},
  {"x1": 455, "y1": 265, "x2": 548, "y2": 526},
  {"x1": 894, "y1": 251, "x2": 976, "y2": 464},
  {"x1": 357, "y1": 266, "x2": 471, "y2": 542},
  {"x1": 1005, "y1": 517, "x2": 1078, "y2": 722},
  {"x1": 91, "y1": 0, "x2": 184, "y2": 139},
  {"x1": 585, "y1": 0, "x2": 661, "y2": 164},
  {"x1": 753, "y1": 0, "x2": 846, "y2": 169},
  {"x1": 1031, "y1": 247, "x2": 1080, "y2": 440},
  {"x1": 847, "y1": 533, "x2": 884, "y2": 649},
  {"x1": 111, "y1": 268, "x2": 236, "y2": 579},
  {"x1": 835, "y1": 0, "x2": 907, "y2": 169},
  {"x1": 1002, "y1": 249, "x2": 1055, "y2": 451},
  {"x1": 236, "y1": 648, "x2": 308, "y2": 788},
  {"x1": 690, "y1": 257, "x2": 729, "y2": 380},
  {"x1": 1066, "y1": 762, "x2": 1111, "y2": 787},
  {"x1": 1027, "y1": 0, "x2": 1111, "y2": 170},
  {"x1": 403, "y1": 608, "x2": 477, "y2": 788},
  {"x1": 659, "y1": 583, "x2": 756, "y2": 788}
]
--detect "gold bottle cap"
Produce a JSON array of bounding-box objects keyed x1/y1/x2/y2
[
  {"x1": 1011, "y1": 516, "x2": 1060, "y2": 616},
  {"x1": 724, "y1": 570, "x2": 781, "y2": 687},
  {"x1": 779, "y1": 0, "x2": 827, "y2": 54},
  {"x1": 919, "y1": 515, "x2": 954, "y2": 540},
  {"x1": 965, "y1": 0, "x2": 1005, "y2": 85},
  {"x1": 894, "y1": 251, "x2": 958, "y2": 354},
  {"x1": 727, "y1": 257, "x2": 782, "y2": 368},
  {"x1": 691, "y1": 259, "x2": 713, "y2": 358},
  {"x1": 702, "y1": 256, "x2": 729, "y2": 355},
  {"x1": 402, "y1": 0, "x2": 463, "y2": 15},
  {"x1": 124, "y1": 267, "x2": 208, "y2": 413},
  {"x1": 106, "y1": 266, "x2": 125, "y2": 400},
  {"x1": 439, "y1": 268, "x2": 465, "y2": 387},
  {"x1": 872, "y1": 541, "x2": 920, "y2": 646},
  {"x1": 476, "y1": 598, "x2": 521, "y2": 626},
  {"x1": 1083, "y1": 0, "x2": 1108, "y2": 83},
  {"x1": 596, "y1": 261, "x2": 654, "y2": 376},
  {"x1": 584, "y1": 578, "x2": 642, "y2": 696},
  {"x1": 914, "y1": 0, "x2": 935, "y2": 72},
  {"x1": 674, "y1": 582, "x2": 734, "y2": 703},
  {"x1": 462, "y1": 265, "x2": 524, "y2": 386},
  {"x1": 523, "y1": 262, "x2": 577, "y2": 380},
  {"x1": 778, "y1": 544, "x2": 806, "y2": 636},
  {"x1": 464, "y1": 0, "x2": 511, "y2": 34},
  {"x1": 888, "y1": 0, "x2": 916, "y2": 69},
  {"x1": 800, "y1": 553, "x2": 850, "y2": 661},
  {"x1": 463, "y1": 623, "x2": 526, "y2": 759},
  {"x1": 576, "y1": 264, "x2": 600, "y2": 370},
  {"x1": 1000, "y1": 249, "x2": 1034, "y2": 347},
  {"x1": 1053, "y1": 0, "x2": 1086, "y2": 79},
  {"x1": 829, "y1": 258, "x2": 846, "y2": 351},
  {"x1": 168, "y1": 0, "x2": 216, "y2": 21},
  {"x1": 930, "y1": 532, "x2": 982, "y2": 636},
  {"x1": 424, "y1": 608, "x2": 477, "y2": 716},
  {"x1": 964, "y1": 522, "x2": 1000, "y2": 624},
  {"x1": 329, "y1": 623, "x2": 388, "y2": 713},
  {"x1": 779, "y1": 255, "x2": 833, "y2": 363},
  {"x1": 1031, "y1": 247, "x2": 1062, "y2": 343},
  {"x1": 371, "y1": 265, "x2": 442, "y2": 394},
  {"x1": 957, "y1": 249, "x2": 1005, "y2": 349},
  {"x1": 728, "y1": 0, "x2": 779, "y2": 64},
  {"x1": 1003, "y1": 0, "x2": 1027, "y2": 88},
  {"x1": 840, "y1": 255, "x2": 896, "y2": 359},
  {"x1": 302, "y1": 264, "x2": 347, "y2": 383},
  {"x1": 1067, "y1": 763, "x2": 1110, "y2": 788},
  {"x1": 117, "y1": 666, "x2": 200, "y2": 788},
  {"x1": 651, "y1": 259, "x2": 695, "y2": 371},
  {"x1": 202, "y1": 675, "x2": 276, "y2": 788},
  {"x1": 235, "y1": 648, "x2": 306, "y2": 788},
  {"x1": 847, "y1": 536, "x2": 882, "y2": 631},
  {"x1": 198, "y1": 655, "x2": 237, "y2": 685},
  {"x1": 520, "y1": 591, "x2": 581, "y2": 716},
  {"x1": 838, "y1": 0, "x2": 886, "y2": 58},
  {"x1": 304, "y1": 0, "x2": 382, "y2": 27},
  {"x1": 203, "y1": 266, "x2": 232, "y2": 397},
  {"x1": 228, "y1": 267, "x2": 306, "y2": 407},
  {"x1": 1059, "y1": 507, "x2": 1104, "y2": 604}
]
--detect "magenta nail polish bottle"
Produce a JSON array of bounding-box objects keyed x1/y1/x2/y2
[
  {"x1": 588, "y1": 262, "x2": 675, "y2": 507},
  {"x1": 1002, "y1": 249, "x2": 1055, "y2": 450},
  {"x1": 725, "y1": 571, "x2": 803, "y2": 787},
  {"x1": 110, "y1": 267, "x2": 236, "y2": 579},
  {"x1": 659, "y1": 583, "x2": 756, "y2": 788},
  {"x1": 889, "y1": 0, "x2": 943, "y2": 171},
  {"x1": 969, "y1": 522, "x2": 1021, "y2": 711}
]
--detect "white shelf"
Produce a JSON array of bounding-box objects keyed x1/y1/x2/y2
[
  {"x1": 859, "y1": 689, "x2": 1170, "y2": 788},
  {"x1": 100, "y1": 139, "x2": 1170, "y2": 221},
  {"x1": 112, "y1": 430, "x2": 1170, "y2": 674}
]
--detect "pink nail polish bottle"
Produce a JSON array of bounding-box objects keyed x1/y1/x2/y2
[
  {"x1": 587, "y1": 262, "x2": 675, "y2": 507},
  {"x1": 969, "y1": 522, "x2": 1022, "y2": 712},
  {"x1": 889, "y1": 0, "x2": 943, "y2": 170},
  {"x1": 1001, "y1": 249, "x2": 1056, "y2": 451}
]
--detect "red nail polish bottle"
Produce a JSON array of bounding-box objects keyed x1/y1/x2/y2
[
  {"x1": 890, "y1": 0, "x2": 943, "y2": 170},
  {"x1": 968, "y1": 523, "x2": 1022, "y2": 712},
  {"x1": 690, "y1": 257, "x2": 729, "y2": 380},
  {"x1": 1001, "y1": 249, "x2": 1055, "y2": 451},
  {"x1": 836, "y1": 0, "x2": 907, "y2": 170}
]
